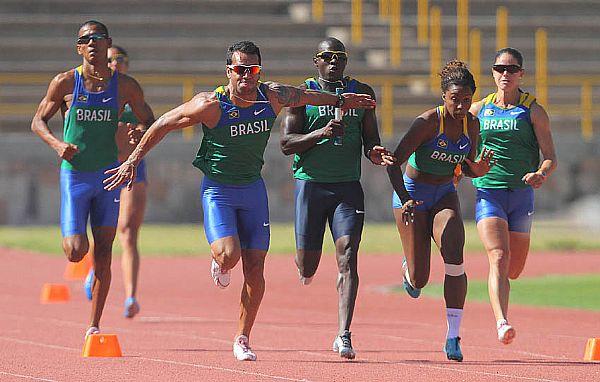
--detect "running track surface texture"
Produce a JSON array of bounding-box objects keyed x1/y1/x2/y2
[{"x1": 1, "y1": 247, "x2": 599, "y2": 382}]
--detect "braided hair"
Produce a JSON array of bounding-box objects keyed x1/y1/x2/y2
[{"x1": 439, "y1": 60, "x2": 476, "y2": 93}]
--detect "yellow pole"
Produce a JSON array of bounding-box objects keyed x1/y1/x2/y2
[
  {"x1": 379, "y1": 0, "x2": 390, "y2": 20},
  {"x1": 535, "y1": 28, "x2": 548, "y2": 107},
  {"x1": 382, "y1": 83, "x2": 394, "y2": 139},
  {"x1": 581, "y1": 81, "x2": 593, "y2": 141},
  {"x1": 417, "y1": 0, "x2": 428, "y2": 46},
  {"x1": 390, "y1": 0, "x2": 401, "y2": 68},
  {"x1": 312, "y1": 0, "x2": 323, "y2": 23},
  {"x1": 496, "y1": 6, "x2": 508, "y2": 51},
  {"x1": 457, "y1": 0, "x2": 469, "y2": 61},
  {"x1": 182, "y1": 80, "x2": 195, "y2": 140},
  {"x1": 352, "y1": 0, "x2": 363, "y2": 44},
  {"x1": 469, "y1": 28, "x2": 481, "y2": 100},
  {"x1": 430, "y1": 6, "x2": 442, "y2": 94}
]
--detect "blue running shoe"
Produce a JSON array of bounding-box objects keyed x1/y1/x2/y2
[
  {"x1": 444, "y1": 337, "x2": 463, "y2": 362},
  {"x1": 124, "y1": 297, "x2": 140, "y2": 319},
  {"x1": 402, "y1": 258, "x2": 421, "y2": 298},
  {"x1": 84, "y1": 268, "x2": 94, "y2": 301}
]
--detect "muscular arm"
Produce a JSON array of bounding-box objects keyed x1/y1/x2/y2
[
  {"x1": 530, "y1": 102, "x2": 557, "y2": 176},
  {"x1": 386, "y1": 112, "x2": 437, "y2": 202},
  {"x1": 121, "y1": 75, "x2": 155, "y2": 128},
  {"x1": 31, "y1": 71, "x2": 78, "y2": 159},
  {"x1": 358, "y1": 83, "x2": 382, "y2": 158}
]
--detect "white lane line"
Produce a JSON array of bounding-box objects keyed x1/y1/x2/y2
[
  {"x1": 0, "y1": 371, "x2": 59, "y2": 382},
  {"x1": 0, "y1": 336, "x2": 312, "y2": 382}
]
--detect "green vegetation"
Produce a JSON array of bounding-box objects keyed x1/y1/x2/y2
[
  {"x1": 1, "y1": 220, "x2": 599, "y2": 257},
  {"x1": 415, "y1": 274, "x2": 600, "y2": 311}
]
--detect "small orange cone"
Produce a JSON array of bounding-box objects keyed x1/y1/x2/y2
[
  {"x1": 584, "y1": 338, "x2": 600, "y2": 361},
  {"x1": 63, "y1": 254, "x2": 92, "y2": 280},
  {"x1": 40, "y1": 283, "x2": 70, "y2": 303},
  {"x1": 82, "y1": 334, "x2": 122, "y2": 357}
]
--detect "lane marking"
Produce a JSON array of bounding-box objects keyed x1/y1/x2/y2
[{"x1": 0, "y1": 371, "x2": 59, "y2": 382}]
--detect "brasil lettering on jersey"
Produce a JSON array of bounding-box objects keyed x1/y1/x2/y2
[
  {"x1": 316, "y1": 105, "x2": 360, "y2": 117},
  {"x1": 481, "y1": 118, "x2": 519, "y2": 131},
  {"x1": 75, "y1": 108, "x2": 113, "y2": 122},
  {"x1": 230, "y1": 119, "x2": 270, "y2": 137},
  {"x1": 430, "y1": 151, "x2": 466, "y2": 164}
]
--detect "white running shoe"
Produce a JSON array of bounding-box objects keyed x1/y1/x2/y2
[
  {"x1": 298, "y1": 269, "x2": 313, "y2": 285},
  {"x1": 233, "y1": 335, "x2": 257, "y2": 361},
  {"x1": 497, "y1": 319, "x2": 516, "y2": 344},
  {"x1": 332, "y1": 330, "x2": 356, "y2": 359},
  {"x1": 85, "y1": 326, "x2": 99, "y2": 338},
  {"x1": 211, "y1": 258, "x2": 231, "y2": 289}
]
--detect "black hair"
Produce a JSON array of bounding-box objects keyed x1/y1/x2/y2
[
  {"x1": 226, "y1": 41, "x2": 261, "y2": 65},
  {"x1": 111, "y1": 45, "x2": 128, "y2": 57},
  {"x1": 494, "y1": 47, "x2": 523, "y2": 67},
  {"x1": 439, "y1": 60, "x2": 476, "y2": 93},
  {"x1": 316, "y1": 37, "x2": 345, "y2": 54},
  {"x1": 79, "y1": 20, "x2": 109, "y2": 36}
]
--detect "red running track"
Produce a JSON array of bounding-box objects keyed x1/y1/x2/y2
[{"x1": 1, "y1": 247, "x2": 599, "y2": 381}]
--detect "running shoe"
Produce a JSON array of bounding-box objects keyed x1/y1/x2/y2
[
  {"x1": 123, "y1": 296, "x2": 140, "y2": 319},
  {"x1": 298, "y1": 269, "x2": 313, "y2": 285},
  {"x1": 497, "y1": 319, "x2": 516, "y2": 344},
  {"x1": 443, "y1": 337, "x2": 463, "y2": 362},
  {"x1": 84, "y1": 268, "x2": 94, "y2": 301},
  {"x1": 402, "y1": 258, "x2": 421, "y2": 298},
  {"x1": 85, "y1": 326, "x2": 99, "y2": 338},
  {"x1": 332, "y1": 330, "x2": 356, "y2": 359},
  {"x1": 233, "y1": 335, "x2": 257, "y2": 361},
  {"x1": 211, "y1": 258, "x2": 231, "y2": 289}
]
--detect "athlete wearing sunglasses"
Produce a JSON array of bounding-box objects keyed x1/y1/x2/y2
[
  {"x1": 470, "y1": 47, "x2": 556, "y2": 347},
  {"x1": 104, "y1": 40, "x2": 376, "y2": 362},
  {"x1": 281, "y1": 37, "x2": 394, "y2": 360},
  {"x1": 31, "y1": 20, "x2": 154, "y2": 342}
]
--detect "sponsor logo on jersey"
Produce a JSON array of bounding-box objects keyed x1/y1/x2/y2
[
  {"x1": 230, "y1": 119, "x2": 270, "y2": 137},
  {"x1": 430, "y1": 150, "x2": 466, "y2": 164},
  {"x1": 228, "y1": 109, "x2": 239, "y2": 119},
  {"x1": 484, "y1": 109, "x2": 494, "y2": 116},
  {"x1": 317, "y1": 105, "x2": 359, "y2": 117},
  {"x1": 437, "y1": 138, "x2": 448, "y2": 148},
  {"x1": 76, "y1": 108, "x2": 113, "y2": 122},
  {"x1": 77, "y1": 94, "x2": 88, "y2": 103}
]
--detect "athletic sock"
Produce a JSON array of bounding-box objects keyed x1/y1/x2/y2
[{"x1": 446, "y1": 308, "x2": 463, "y2": 339}]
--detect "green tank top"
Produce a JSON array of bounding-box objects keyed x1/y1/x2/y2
[
  {"x1": 62, "y1": 66, "x2": 119, "y2": 171},
  {"x1": 473, "y1": 92, "x2": 540, "y2": 189},
  {"x1": 119, "y1": 103, "x2": 138, "y2": 124},
  {"x1": 407, "y1": 106, "x2": 471, "y2": 176},
  {"x1": 192, "y1": 83, "x2": 277, "y2": 185},
  {"x1": 292, "y1": 77, "x2": 365, "y2": 183}
]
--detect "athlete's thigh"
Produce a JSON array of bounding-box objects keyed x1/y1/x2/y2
[
  {"x1": 506, "y1": 187, "x2": 535, "y2": 233},
  {"x1": 201, "y1": 178, "x2": 238, "y2": 244},
  {"x1": 90, "y1": 181, "x2": 121, "y2": 230},
  {"x1": 294, "y1": 180, "x2": 330, "y2": 251},
  {"x1": 329, "y1": 182, "x2": 365, "y2": 244},
  {"x1": 431, "y1": 192, "x2": 464, "y2": 264},
  {"x1": 508, "y1": 231, "x2": 530, "y2": 279},
  {"x1": 118, "y1": 181, "x2": 147, "y2": 231},
  {"x1": 476, "y1": 217, "x2": 510, "y2": 257},
  {"x1": 60, "y1": 167, "x2": 94, "y2": 237},
  {"x1": 236, "y1": 179, "x2": 270, "y2": 251}
]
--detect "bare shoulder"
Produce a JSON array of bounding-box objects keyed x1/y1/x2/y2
[
  {"x1": 418, "y1": 107, "x2": 439, "y2": 124},
  {"x1": 49, "y1": 69, "x2": 75, "y2": 94},
  {"x1": 469, "y1": 99, "x2": 484, "y2": 115},
  {"x1": 117, "y1": 73, "x2": 142, "y2": 92}
]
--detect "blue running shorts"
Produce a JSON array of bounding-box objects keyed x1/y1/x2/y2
[
  {"x1": 201, "y1": 177, "x2": 270, "y2": 251},
  {"x1": 475, "y1": 187, "x2": 534, "y2": 233},
  {"x1": 134, "y1": 159, "x2": 147, "y2": 183},
  {"x1": 392, "y1": 174, "x2": 456, "y2": 211},
  {"x1": 294, "y1": 180, "x2": 365, "y2": 251},
  {"x1": 60, "y1": 162, "x2": 121, "y2": 237}
]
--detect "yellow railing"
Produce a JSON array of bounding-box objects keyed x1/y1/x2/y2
[
  {"x1": 351, "y1": 0, "x2": 363, "y2": 45},
  {"x1": 389, "y1": 0, "x2": 401, "y2": 68},
  {"x1": 496, "y1": 6, "x2": 508, "y2": 51},
  {"x1": 457, "y1": 0, "x2": 469, "y2": 62},
  {"x1": 0, "y1": 73, "x2": 596, "y2": 140}
]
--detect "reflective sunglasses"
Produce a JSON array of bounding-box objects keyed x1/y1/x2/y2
[
  {"x1": 109, "y1": 55, "x2": 128, "y2": 64},
  {"x1": 315, "y1": 50, "x2": 348, "y2": 62},
  {"x1": 227, "y1": 64, "x2": 261, "y2": 75},
  {"x1": 492, "y1": 64, "x2": 522, "y2": 74},
  {"x1": 77, "y1": 33, "x2": 108, "y2": 45}
]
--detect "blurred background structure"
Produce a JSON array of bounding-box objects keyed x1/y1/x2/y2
[{"x1": 1, "y1": 0, "x2": 599, "y2": 226}]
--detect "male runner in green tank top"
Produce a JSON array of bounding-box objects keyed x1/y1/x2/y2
[
  {"x1": 104, "y1": 40, "x2": 376, "y2": 361},
  {"x1": 280, "y1": 37, "x2": 395, "y2": 359},
  {"x1": 31, "y1": 20, "x2": 154, "y2": 340}
]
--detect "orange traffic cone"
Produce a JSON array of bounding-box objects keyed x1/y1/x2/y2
[
  {"x1": 82, "y1": 334, "x2": 122, "y2": 357},
  {"x1": 584, "y1": 338, "x2": 600, "y2": 361},
  {"x1": 40, "y1": 283, "x2": 70, "y2": 303},
  {"x1": 63, "y1": 254, "x2": 92, "y2": 280}
]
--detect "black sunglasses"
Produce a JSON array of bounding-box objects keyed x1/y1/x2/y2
[
  {"x1": 77, "y1": 33, "x2": 108, "y2": 45},
  {"x1": 492, "y1": 64, "x2": 522, "y2": 74},
  {"x1": 315, "y1": 51, "x2": 348, "y2": 62}
]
